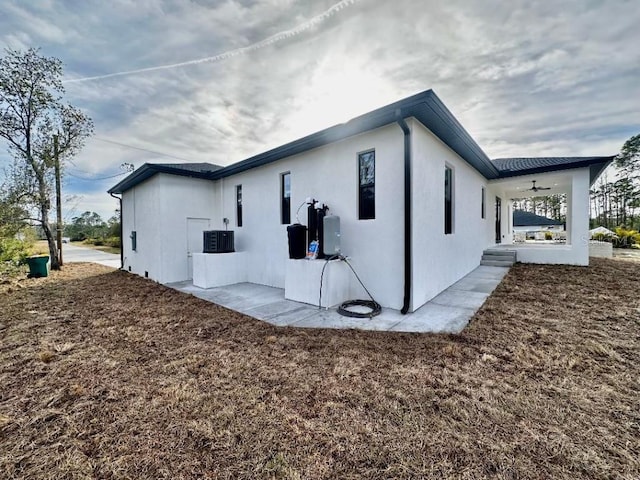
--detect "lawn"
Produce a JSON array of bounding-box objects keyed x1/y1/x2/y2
[{"x1": 1, "y1": 259, "x2": 639, "y2": 479}]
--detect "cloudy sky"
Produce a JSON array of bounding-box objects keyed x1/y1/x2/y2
[{"x1": 1, "y1": 0, "x2": 639, "y2": 220}]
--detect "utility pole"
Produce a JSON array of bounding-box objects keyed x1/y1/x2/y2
[{"x1": 54, "y1": 134, "x2": 63, "y2": 267}]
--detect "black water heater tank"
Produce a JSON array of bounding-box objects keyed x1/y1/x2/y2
[{"x1": 287, "y1": 224, "x2": 307, "y2": 259}]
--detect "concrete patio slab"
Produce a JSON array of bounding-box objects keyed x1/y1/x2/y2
[
  {"x1": 167, "y1": 264, "x2": 510, "y2": 334},
  {"x1": 243, "y1": 299, "x2": 309, "y2": 320},
  {"x1": 390, "y1": 303, "x2": 475, "y2": 333},
  {"x1": 465, "y1": 265, "x2": 510, "y2": 281},
  {"x1": 448, "y1": 277, "x2": 503, "y2": 294},
  {"x1": 262, "y1": 306, "x2": 319, "y2": 326},
  {"x1": 290, "y1": 308, "x2": 404, "y2": 331},
  {"x1": 429, "y1": 289, "x2": 489, "y2": 310}
]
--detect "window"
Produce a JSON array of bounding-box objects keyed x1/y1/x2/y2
[
  {"x1": 481, "y1": 186, "x2": 486, "y2": 219},
  {"x1": 236, "y1": 185, "x2": 243, "y2": 227},
  {"x1": 281, "y1": 172, "x2": 291, "y2": 224},
  {"x1": 358, "y1": 150, "x2": 375, "y2": 220},
  {"x1": 444, "y1": 166, "x2": 453, "y2": 234}
]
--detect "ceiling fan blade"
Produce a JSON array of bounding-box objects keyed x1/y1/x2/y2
[{"x1": 527, "y1": 181, "x2": 551, "y2": 192}]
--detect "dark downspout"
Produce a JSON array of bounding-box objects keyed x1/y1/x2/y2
[
  {"x1": 109, "y1": 192, "x2": 124, "y2": 269},
  {"x1": 396, "y1": 113, "x2": 411, "y2": 314}
]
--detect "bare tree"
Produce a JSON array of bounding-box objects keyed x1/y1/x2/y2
[{"x1": 0, "y1": 48, "x2": 93, "y2": 269}]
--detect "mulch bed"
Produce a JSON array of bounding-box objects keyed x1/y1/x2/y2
[{"x1": 1, "y1": 259, "x2": 639, "y2": 479}]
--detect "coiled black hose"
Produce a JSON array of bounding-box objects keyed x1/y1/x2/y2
[{"x1": 319, "y1": 255, "x2": 382, "y2": 318}]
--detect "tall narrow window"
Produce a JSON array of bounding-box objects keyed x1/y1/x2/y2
[
  {"x1": 481, "y1": 186, "x2": 486, "y2": 219},
  {"x1": 358, "y1": 150, "x2": 375, "y2": 220},
  {"x1": 281, "y1": 172, "x2": 291, "y2": 224},
  {"x1": 236, "y1": 185, "x2": 243, "y2": 227},
  {"x1": 444, "y1": 166, "x2": 453, "y2": 234}
]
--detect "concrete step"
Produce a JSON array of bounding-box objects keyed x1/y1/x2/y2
[
  {"x1": 483, "y1": 249, "x2": 517, "y2": 258},
  {"x1": 481, "y1": 254, "x2": 516, "y2": 262},
  {"x1": 480, "y1": 259, "x2": 515, "y2": 267}
]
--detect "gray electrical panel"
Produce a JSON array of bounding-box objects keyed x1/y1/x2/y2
[{"x1": 323, "y1": 215, "x2": 341, "y2": 256}]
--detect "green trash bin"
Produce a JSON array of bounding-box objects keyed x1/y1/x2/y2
[{"x1": 26, "y1": 255, "x2": 49, "y2": 278}]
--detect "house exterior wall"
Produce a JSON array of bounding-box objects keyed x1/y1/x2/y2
[
  {"x1": 410, "y1": 120, "x2": 495, "y2": 310},
  {"x1": 119, "y1": 124, "x2": 595, "y2": 308},
  {"x1": 122, "y1": 174, "x2": 217, "y2": 284},
  {"x1": 213, "y1": 123, "x2": 406, "y2": 309},
  {"x1": 157, "y1": 174, "x2": 218, "y2": 283},
  {"x1": 121, "y1": 175, "x2": 162, "y2": 281}
]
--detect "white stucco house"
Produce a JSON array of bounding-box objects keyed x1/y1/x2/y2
[{"x1": 108, "y1": 90, "x2": 613, "y2": 314}]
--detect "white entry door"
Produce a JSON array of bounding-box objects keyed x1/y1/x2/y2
[{"x1": 186, "y1": 217, "x2": 210, "y2": 280}]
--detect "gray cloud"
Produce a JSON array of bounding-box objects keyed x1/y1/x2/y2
[{"x1": 1, "y1": 0, "x2": 639, "y2": 220}]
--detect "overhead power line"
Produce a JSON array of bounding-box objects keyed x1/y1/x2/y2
[{"x1": 93, "y1": 136, "x2": 195, "y2": 162}]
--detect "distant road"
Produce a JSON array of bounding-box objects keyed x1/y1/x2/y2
[{"x1": 62, "y1": 244, "x2": 121, "y2": 269}]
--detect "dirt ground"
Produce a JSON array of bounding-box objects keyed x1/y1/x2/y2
[{"x1": 1, "y1": 259, "x2": 639, "y2": 479}]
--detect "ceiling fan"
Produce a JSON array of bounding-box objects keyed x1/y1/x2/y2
[{"x1": 527, "y1": 180, "x2": 551, "y2": 193}]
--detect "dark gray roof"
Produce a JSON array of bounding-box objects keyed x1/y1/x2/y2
[
  {"x1": 513, "y1": 210, "x2": 564, "y2": 227},
  {"x1": 109, "y1": 90, "x2": 615, "y2": 194},
  {"x1": 109, "y1": 162, "x2": 222, "y2": 194},
  {"x1": 492, "y1": 156, "x2": 614, "y2": 183},
  {"x1": 208, "y1": 89, "x2": 500, "y2": 181},
  {"x1": 109, "y1": 90, "x2": 500, "y2": 194},
  {"x1": 154, "y1": 162, "x2": 222, "y2": 173}
]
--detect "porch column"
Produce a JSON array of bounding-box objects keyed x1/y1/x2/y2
[{"x1": 570, "y1": 169, "x2": 590, "y2": 265}]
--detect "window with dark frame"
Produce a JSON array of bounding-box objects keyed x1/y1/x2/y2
[
  {"x1": 481, "y1": 186, "x2": 486, "y2": 219},
  {"x1": 281, "y1": 172, "x2": 291, "y2": 224},
  {"x1": 444, "y1": 166, "x2": 453, "y2": 234},
  {"x1": 358, "y1": 150, "x2": 375, "y2": 220},
  {"x1": 236, "y1": 185, "x2": 243, "y2": 227}
]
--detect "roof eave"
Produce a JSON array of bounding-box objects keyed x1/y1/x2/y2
[
  {"x1": 210, "y1": 89, "x2": 499, "y2": 180},
  {"x1": 496, "y1": 156, "x2": 615, "y2": 182},
  {"x1": 108, "y1": 163, "x2": 215, "y2": 194}
]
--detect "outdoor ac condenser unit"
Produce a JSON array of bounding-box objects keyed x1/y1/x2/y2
[{"x1": 203, "y1": 230, "x2": 235, "y2": 253}]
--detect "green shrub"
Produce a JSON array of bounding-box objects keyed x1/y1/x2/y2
[
  {"x1": 91, "y1": 239, "x2": 104, "y2": 246},
  {"x1": 0, "y1": 237, "x2": 32, "y2": 263},
  {"x1": 544, "y1": 231, "x2": 553, "y2": 240},
  {"x1": 105, "y1": 236, "x2": 121, "y2": 248},
  {"x1": 591, "y1": 232, "x2": 614, "y2": 243},
  {"x1": 614, "y1": 227, "x2": 639, "y2": 248}
]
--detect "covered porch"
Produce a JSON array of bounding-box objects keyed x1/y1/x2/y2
[{"x1": 488, "y1": 168, "x2": 591, "y2": 265}]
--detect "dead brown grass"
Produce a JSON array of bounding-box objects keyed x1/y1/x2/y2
[{"x1": 1, "y1": 259, "x2": 639, "y2": 479}]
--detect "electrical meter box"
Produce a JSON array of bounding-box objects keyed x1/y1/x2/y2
[{"x1": 323, "y1": 215, "x2": 341, "y2": 256}]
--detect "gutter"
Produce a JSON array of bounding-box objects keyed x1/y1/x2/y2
[
  {"x1": 109, "y1": 192, "x2": 124, "y2": 269},
  {"x1": 396, "y1": 112, "x2": 411, "y2": 314}
]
